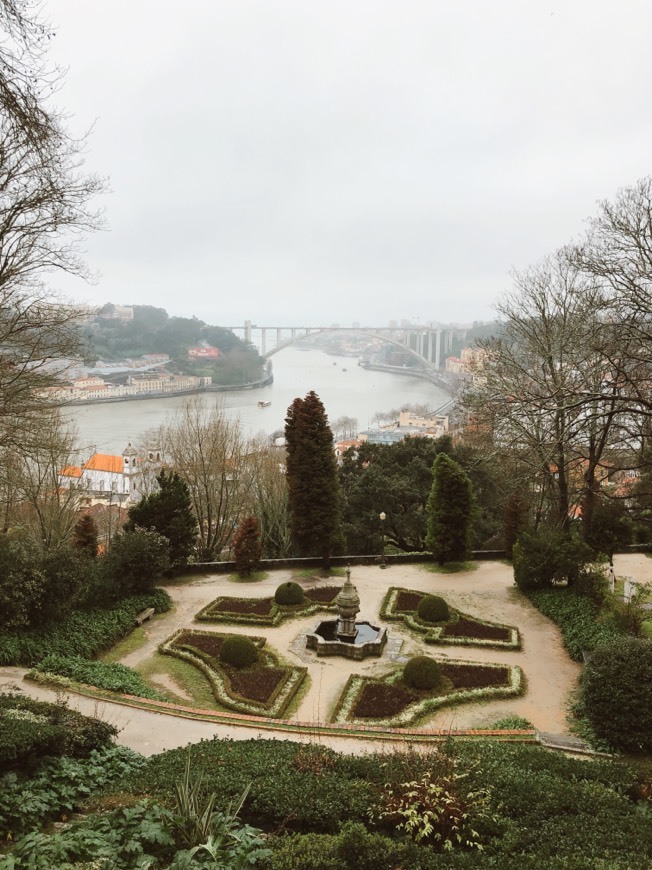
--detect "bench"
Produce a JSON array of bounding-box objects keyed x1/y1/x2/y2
[{"x1": 134, "y1": 607, "x2": 155, "y2": 627}]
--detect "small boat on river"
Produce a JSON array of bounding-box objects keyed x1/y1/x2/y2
[{"x1": 257, "y1": 400, "x2": 272, "y2": 408}]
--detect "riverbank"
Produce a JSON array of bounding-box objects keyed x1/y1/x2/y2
[{"x1": 65, "y1": 372, "x2": 274, "y2": 406}]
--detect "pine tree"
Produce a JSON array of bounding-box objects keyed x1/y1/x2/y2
[
  {"x1": 233, "y1": 514, "x2": 262, "y2": 576},
  {"x1": 285, "y1": 391, "x2": 342, "y2": 568},
  {"x1": 426, "y1": 453, "x2": 473, "y2": 565},
  {"x1": 72, "y1": 513, "x2": 99, "y2": 558},
  {"x1": 126, "y1": 470, "x2": 197, "y2": 567}
]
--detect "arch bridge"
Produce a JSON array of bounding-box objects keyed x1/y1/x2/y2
[{"x1": 226, "y1": 322, "x2": 458, "y2": 370}]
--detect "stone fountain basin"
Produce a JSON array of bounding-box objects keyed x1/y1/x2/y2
[{"x1": 306, "y1": 620, "x2": 388, "y2": 660}]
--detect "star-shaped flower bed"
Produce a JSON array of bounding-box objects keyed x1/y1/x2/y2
[
  {"x1": 332, "y1": 659, "x2": 523, "y2": 727},
  {"x1": 160, "y1": 629, "x2": 307, "y2": 717},
  {"x1": 195, "y1": 586, "x2": 341, "y2": 626},
  {"x1": 380, "y1": 587, "x2": 520, "y2": 649}
]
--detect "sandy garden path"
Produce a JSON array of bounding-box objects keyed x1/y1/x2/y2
[{"x1": 7, "y1": 556, "x2": 648, "y2": 756}]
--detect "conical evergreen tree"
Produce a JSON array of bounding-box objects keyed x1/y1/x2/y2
[
  {"x1": 233, "y1": 514, "x2": 262, "y2": 576},
  {"x1": 426, "y1": 453, "x2": 473, "y2": 565},
  {"x1": 285, "y1": 391, "x2": 342, "y2": 568},
  {"x1": 126, "y1": 470, "x2": 197, "y2": 567},
  {"x1": 72, "y1": 513, "x2": 99, "y2": 558}
]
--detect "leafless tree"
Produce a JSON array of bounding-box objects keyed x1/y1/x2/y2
[
  {"x1": 252, "y1": 442, "x2": 292, "y2": 558},
  {"x1": 0, "y1": 1, "x2": 104, "y2": 452},
  {"x1": 0, "y1": 410, "x2": 84, "y2": 548},
  {"x1": 464, "y1": 249, "x2": 630, "y2": 536},
  {"x1": 161, "y1": 400, "x2": 263, "y2": 561}
]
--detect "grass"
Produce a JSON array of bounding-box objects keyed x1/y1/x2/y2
[
  {"x1": 228, "y1": 570, "x2": 269, "y2": 583},
  {"x1": 100, "y1": 627, "x2": 148, "y2": 663},
  {"x1": 293, "y1": 566, "x2": 347, "y2": 580},
  {"x1": 420, "y1": 561, "x2": 478, "y2": 574},
  {"x1": 135, "y1": 652, "x2": 222, "y2": 710},
  {"x1": 100, "y1": 606, "x2": 175, "y2": 664}
]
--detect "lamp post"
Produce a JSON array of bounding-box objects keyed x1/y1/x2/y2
[{"x1": 379, "y1": 511, "x2": 387, "y2": 568}]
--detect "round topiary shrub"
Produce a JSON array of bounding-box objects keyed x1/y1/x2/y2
[
  {"x1": 274, "y1": 581, "x2": 305, "y2": 606},
  {"x1": 417, "y1": 594, "x2": 450, "y2": 623},
  {"x1": 403, "y1": 656, "x2": 444, "y2": 691},
  {"x1": 580, "y1": 637, "x2": 652, "y2": 753},
  {"x1": 219, "y1": 635, "x2": 259, "y2": 669}
]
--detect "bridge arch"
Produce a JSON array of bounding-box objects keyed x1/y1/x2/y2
[{"x1": 261, "y1": 327, "x2": 435, "y2": 368}]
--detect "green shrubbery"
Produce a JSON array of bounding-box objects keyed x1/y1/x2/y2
[
  {"x1": 4, "y1": 735, "x2": 651, "y2": 866},
  {"x1": 0, "y1": 745, "x2": 143, "y2": 841},
  {"x1": 417, "y1": 594, "x2": 450, "y2": 623},
  {"x1": 526, "y1": 588, "x2": 625, "y2": 661},
  {"x1": 274, "y1": 581, "x2": 305, "y2": 606},
  {"x1": 403, "y1": 656, "x2": 445, "y2": 691},
  {"x1": 513, "y1": 530, "x2": 596, "y2": 590},
  {"x1": 30, "y1": 655, "x2": 164, "y2": 700},
  {"x1": 102, "y1": 739, "x2": 652, "y2": 867},
  {"x1": 0, "y1": 693, "x2": 117, "y2": 775},
  {"x1": 578, "y1": 637, "x2": 652, "y2": 753},
  {"x1": 219, "y1": 635, "x2": 259, "y2": 668},
  {"x1": 0, "y1": 589, "x2": 171, "y2": 667}
]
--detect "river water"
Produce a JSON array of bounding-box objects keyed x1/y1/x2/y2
[{"x1": 65, "y1": 347, "x2": 451, "y2": 454}]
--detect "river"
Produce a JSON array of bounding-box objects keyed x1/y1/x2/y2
[{"x1": 65, "y1": 347, "x2": 451, "y2": 454}]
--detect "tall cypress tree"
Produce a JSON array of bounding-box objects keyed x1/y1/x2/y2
[
  {"x1": 126, "y1": 470, "x2": 197, "y2": 567},
  {"x1": 285, "y1": 391, "x2": 342, "y2": 568},
  {"x1": 426, "y1": 452, "x2": 473, "y2": 565}
]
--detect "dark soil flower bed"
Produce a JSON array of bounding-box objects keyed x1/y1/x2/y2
[
  {"x1": 351, "y1": 662, "x2": 511, "y2": 719},
  {"x1": 352, "y1": 681, "x2": 416, "y2": 718},
  {"x1": 395, "y1": 590, "x2": 424, "y2": 612},
  {"x1": 303, "y1": 586, "x2": 341, "y2": 604},
  {"x1": 439, "y1": 662, "x2": 510, "y2": 688},
  {"x1": 212, "y1": 597, "x2": 274, "y2": 616},
  {"x1": 224, "y1": 666, "x2": 285, "y2": 703},
  {"x1": 441, "y1": 618, "x2": 511, "y2": 642},
  {"x1": 173, "y1": 630, "x2": 224, "y2": 660}
]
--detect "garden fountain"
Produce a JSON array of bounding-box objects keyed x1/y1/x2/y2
[{"x1": 306, "y1": 566, "x2": 387, "y2": 660}]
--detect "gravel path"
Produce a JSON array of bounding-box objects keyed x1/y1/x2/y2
[{"x1": 5, "y1": 556, "x2": 647, "y2": 755}]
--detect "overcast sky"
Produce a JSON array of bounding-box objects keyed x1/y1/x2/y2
[{"x1": 46, "y1": 1, "x2": 652, "y2": 328}]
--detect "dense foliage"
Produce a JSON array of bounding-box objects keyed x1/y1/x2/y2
[
  {"x1": 0, "y1": 694, "x2": 117, "y2": 775},
  {"x1": 101, "y1": 528, "x2": 171, "y2": 598},
  {"x1": 100, "y1": 738, "x2": 652, "y2": 867},
  {"x1": 0, "y1": 745, "x2": 143, "y2": 841},
  {"x1": 0, "y1": 589, "x2": 171, "y2": 666},
  {"x1": 0, "y1": 537, "x2": 90, "y2": 630},
  {"x1": 579, "y1": 637, "x2": 652, "y2": 753},
  {"x1": 526, "y1": 588, "x2": 626, "y2": 661},
  {"x1": 339, "y1": 435, "x2": 503, "y2": 555},
  {"x1": 513, "y1": 529, "x2": 596, "y2": 590},
  {"x1": 426, "y1": 453, "x2": 473, "y2": 565},
  {"x1": 88, "y1": 304, "x2": 263, "y2": 385},
  {"x1": 125, "y1": 470, "x2": 197, "y2": 567},
  {"x1": 31, "y1": 655, "x2": 164, "y2": 700},
  {"x1": 285, "y1": 391, "x2": 343, "y2": 567}
]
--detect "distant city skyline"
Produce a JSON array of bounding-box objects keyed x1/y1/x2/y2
[{"x1": 47, "y1": 1, "x2": 652, "y2": 327}]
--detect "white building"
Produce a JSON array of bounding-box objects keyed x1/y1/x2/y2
[{"x1": 60, "y1": 443, "x2": 163, "y2": 505}]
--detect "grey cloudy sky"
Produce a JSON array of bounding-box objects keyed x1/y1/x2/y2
[{"x1": 47, "y1": 0, "x2": 652, "y2": 328}]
